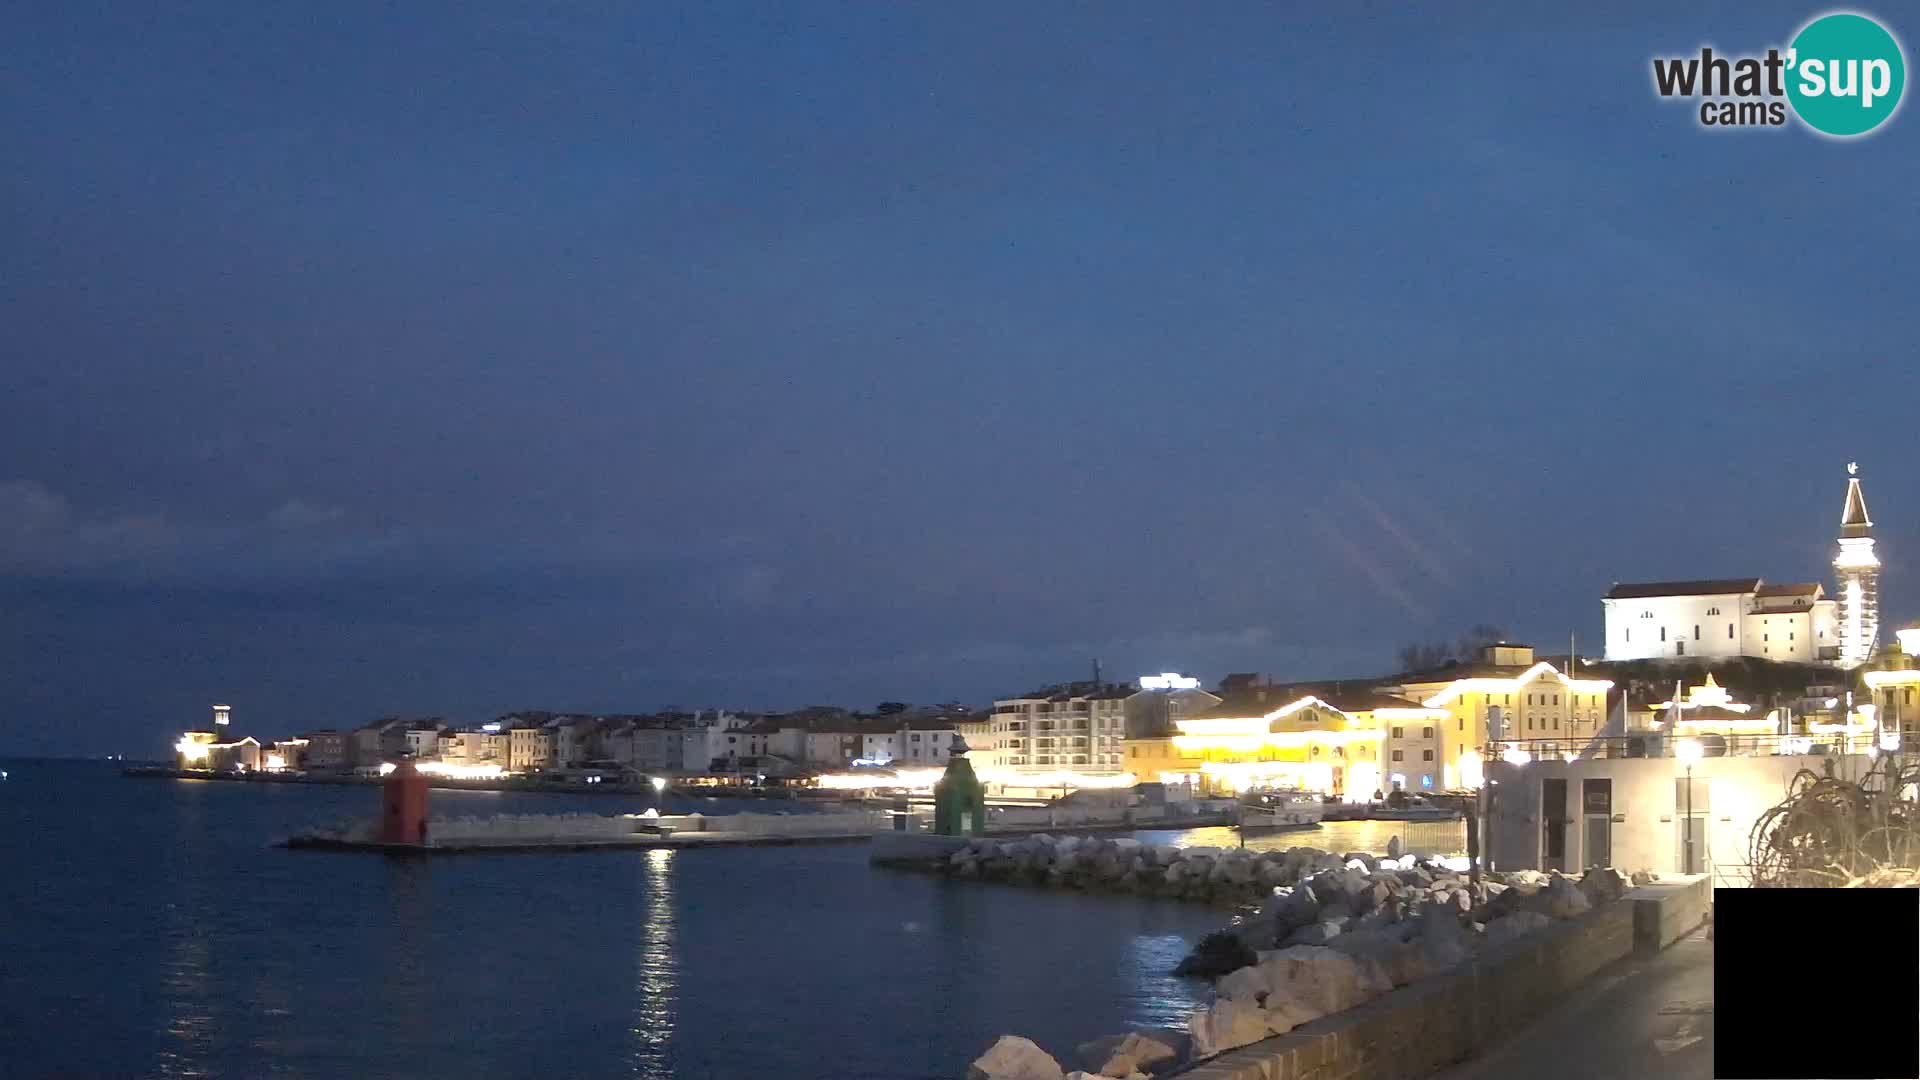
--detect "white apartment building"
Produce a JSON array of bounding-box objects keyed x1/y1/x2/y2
[{"x1": 984, "y1": 684, "x2": 1130, "y2": 773}]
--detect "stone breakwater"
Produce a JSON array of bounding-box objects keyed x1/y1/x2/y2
[
  {"x1": 936, "y1": 834, "x2": 1361, "y2": 907},
  {"x1": 959, "y1": 838, "x2": 1637, "y2": 1080}
]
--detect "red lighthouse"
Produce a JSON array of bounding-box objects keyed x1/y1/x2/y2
[{"x1": 380, "y1": 760, "x2": 431, "y2": 845}]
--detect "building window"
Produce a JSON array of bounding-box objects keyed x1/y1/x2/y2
[
  {"x1": 1707, "y1": 607, "x2": 1721, "y2": 616},
  {"x1": 1660, "y1": 627, "x2": 1666, "y2": 642},
  {"x1": 1729, "y1": 624, "x2": 1735, "y2": 639},
  {"x1": 1391, "y1": 726, "x2": 1403, "y2": 738},
  {"x1": 1458, "y1": 717, "x2": 1464, "y2": 731},
  {"x1": 1422, "y1": 726, "x2": 1433, "y2": 739},
  {"x1": 1763, "y1": 634, "x2": 1769, "y2": 642},
  {"x1": 1693, "y1": 625, "x2": 1700, "y2": 640},
  {"x1": 1422, "y1": 750, "x2": 1434, "y2": 761},
  {"x1": 1392, "y1": 750, "x2": 1404, "y2": 762}
]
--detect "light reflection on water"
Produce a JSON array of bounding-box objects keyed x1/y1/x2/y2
[
  {"x1": 14, "y1": 765, "x2": 1457, "y2": 1080},
  {"x1": 630, "y1": 848, "x2": 677, "y2": 1079}
]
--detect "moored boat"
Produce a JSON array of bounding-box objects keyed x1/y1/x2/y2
[{"x1": 1234, "y1": 788, "x2": 1326, "y2": 831}]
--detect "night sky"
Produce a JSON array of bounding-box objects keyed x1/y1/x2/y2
[{"x1": 4, "y1": 3, "x2": 1916, "y2": 756}]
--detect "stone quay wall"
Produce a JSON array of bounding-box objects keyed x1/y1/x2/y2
[{"x1": 1178, "y1": 878, "x2": 1709, "y2": 1080}]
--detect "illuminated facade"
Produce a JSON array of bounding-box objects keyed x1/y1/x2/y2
[
  {"x1": 1863, "y1": 626, "x2": 1920, "y2": 750},
  {"x1": 1384, "y1": 644, "x2": 1613, "y2": 789},
  {"x1": 1603, "y1": 579, "x2": 1838, "y2": 663},
  {"x1": 985, "y1": 684, "x2": 1130, "y2": 774},
  {"x1": 1602, "y1": 466, "x2": 1882, "y2": 668},
  {"x1": 174, "y1": 730, "x2": 261, "y2": 771},
  {"x1": 1636, "y1": 674, "x2": 1784, "y2": 751},
  {"x1": 1835, "y1": 463, "x2": 1879, "y2": 668},
  {"x1": 1154, "y1": 686, "x2": 1445, "y2": 800}
]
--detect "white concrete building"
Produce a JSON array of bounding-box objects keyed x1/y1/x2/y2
[
  {"x1": 985, "y1": 683, "x2": 1130, "y2": 773},
  {"x1": 1486, "y1": 750, "x2": 1873, "y2": 884},
  {"x1": 1602, "y1": 467, "x2": 1879, "y2": 667},
  {"x1": 1603, "y1": 578, "x2": 1838, "y2": 664}
]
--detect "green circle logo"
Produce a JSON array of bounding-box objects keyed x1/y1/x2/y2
[{"x1": 1787, "y1": 12, "x2": 1906, "y2": 136}]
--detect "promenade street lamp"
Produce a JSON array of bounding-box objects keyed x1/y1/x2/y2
[{"x1": 1675, "y1": 737, "x2": 1703, "y2": 874}]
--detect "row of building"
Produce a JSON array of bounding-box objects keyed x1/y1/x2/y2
[{"x1": 177, "y1": 705, "x2": 982, "y2": 779}]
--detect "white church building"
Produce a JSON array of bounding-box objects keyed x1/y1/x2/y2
[{"x1": 1602, "y1": 466, "x2": 1878, "y2": 668}]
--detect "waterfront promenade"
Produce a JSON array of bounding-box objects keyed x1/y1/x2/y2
[{"x1": 1427, "y1": 928, "x2": 1714, "y2": 1080}]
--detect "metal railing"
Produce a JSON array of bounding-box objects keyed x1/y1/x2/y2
[{"x1": 1487, "y1": 730, "x2": 1880, "y2": 761}]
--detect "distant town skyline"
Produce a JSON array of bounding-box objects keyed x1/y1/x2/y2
[{"x1": 4, "y1": 2, "x2": 1918, "y2": 756}]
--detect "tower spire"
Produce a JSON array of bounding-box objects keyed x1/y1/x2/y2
[
  {"x1": 1834, "y1": 462, "x2": 1880, "y2": 668},
  {"x1": 1841, "y1": 461, "x2": 1872, "y2": 538}
]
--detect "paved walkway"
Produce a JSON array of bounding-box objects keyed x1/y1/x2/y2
[{"x1": 1429, "y1": 929, "x2": 1714, "y2": 1080}]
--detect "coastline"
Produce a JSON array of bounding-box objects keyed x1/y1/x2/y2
[{"x1": 120, "y1": 765, "x2": 848, "y2": 801}]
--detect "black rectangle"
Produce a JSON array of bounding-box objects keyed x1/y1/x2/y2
[{"x1": 1715, "y1": 889, "x2": 1919, "y2": 1079}]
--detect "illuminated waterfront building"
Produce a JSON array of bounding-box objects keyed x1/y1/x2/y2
[
  {"x1": 174, "y1": 729, "x2": 261, "y2": 771},
  {"x1": 1382, "y1": 643, "x2": 1613, "y2": 789},
  {"x1": 984, "y1": 683, "x2": 1131, "y2": 775},
  {"x1": 1147, "y1": 684, "x2": 1446, "y2": 800},
  {"x1": 508, "y1": 724, "x2": 553, "y2": 771}
]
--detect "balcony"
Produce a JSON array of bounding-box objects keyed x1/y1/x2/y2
[{"x1": 1486, "y1": 729, "x2": 1885, "y2": 761}]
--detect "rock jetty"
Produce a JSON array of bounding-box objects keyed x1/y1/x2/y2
[
  {"x1": 963, "y1": 841, "x2": 1632, "y2": 1080},
  {"x1": 935, "y1": 834, "x2": 1361, "y2": 907}
]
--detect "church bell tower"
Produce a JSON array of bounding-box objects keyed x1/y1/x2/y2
[{"x1": 1835, "y1": 462, "x2": 1880, "y2": 668}]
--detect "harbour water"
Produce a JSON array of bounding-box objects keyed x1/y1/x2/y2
[{"x1": 0, "y1": 761, "x2": 1463, "y2": 1079}]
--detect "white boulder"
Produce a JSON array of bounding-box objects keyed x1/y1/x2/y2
[
  {"x1": 1261, "y1": 989, "x2": 1325, "y2": 1035},
  {"x1": 1076, "y1": 1031, "x2": 1181, "y2": 1077},
  {"x1": 969, "y1": 1035, "x2": 1065, "y2": 1080},
  {"x1": 1215, "y1": 964, "x2": 1270, "y2": 1004},
  {"x1": 1187, "y1": 998, "x2": 1268, "y2": 1058}
]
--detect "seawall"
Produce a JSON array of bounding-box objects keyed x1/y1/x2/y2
[{"x1": 1175, "y1": 877, "x2": 1710, "y2": 1080}]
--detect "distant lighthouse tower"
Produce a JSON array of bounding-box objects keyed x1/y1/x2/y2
[{"x1": 1835, "y1": 462, "x2": 1880, "y2": 668}]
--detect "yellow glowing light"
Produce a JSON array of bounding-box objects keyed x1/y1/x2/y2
[
  {"x1": 1865, "y1": 669, "x2": 1920, "y2": 689},
  {"x1": 1674, "y1": 716, "x2": 1779, "y2": 730},
  {"x1": 1457, "y1": 750, "x2": 1485, "y2": 789},
  {"x1": 1171, "y1": 728, "x2": 1381, "y2": 754},
  {"x1": 263, "y1": 753, "x2": 286, "y2": 770},
  {"x1": 376, "y1": 761, "x2": 506, "y2": 779},
  {"x1": 1501, "y1": 746, "x2": 1532, "y2": 766},
  {"x1": 1418, "y1": 663, "x2": 1612, "y2": 708},
  {"x1": 175, "y1": 738, "x2": 210, "y2": 763},
  {"x1": 1674, "y1": 738, "x2": 1703, "y2": 764},
  {"x1": 1345, "y1": 761, "x2": 1380, "y2": 803},
  {"x1": 814, "y1": 769, "x2": 946, "y2": 791}
]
